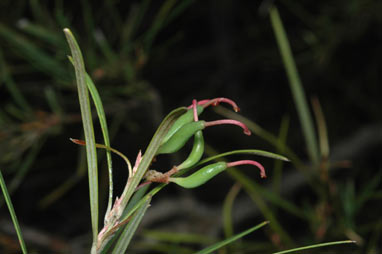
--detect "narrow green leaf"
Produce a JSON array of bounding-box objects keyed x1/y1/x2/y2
[
  {"x1": 121, "y1": 184, "x2": 164, "y2": 223},
  {"x1": 0, "y1": 169, "x2": 28, "y2": 254},
  {"x1": 198, "y1": 149, "x2": 289, "y2": 166},
  {"x1": 124, "y1": 183, "x2": 151, "y2": 215},
  {"x1": 112, "y1": 197, "x2": 151, "y2": 254},
  {"x1": 269, "y1": 6, "x2": 319, "y2": 165},
  {"x1": 99, "y1": 185, "x2": 152, "y2": 254},
  {"x1": 84, "y1": 73, "x2": 114, "y2": 219},
  {"x1": 273, "y1": 240, "x2": 355, "y2": 254},
  {"x1": 63, "y1": 28, "x2": 99, "y2": 251},
  {"x1": 194, "y1": 221, "x2": 269, "y2": 254}
]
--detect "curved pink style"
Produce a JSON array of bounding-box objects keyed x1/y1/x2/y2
[
  {"x1": 187, "y1": 97, "x2": 240, "y2": 112},
  {"x1": 204, "y1": 119, "x2": 251, "y2": 136},
  {"x1": 227, "y1": 160, "x2": 266, "y2": 178},
  {"x1": 192, "y1": 99, "x2": 198, "y2": 121}
]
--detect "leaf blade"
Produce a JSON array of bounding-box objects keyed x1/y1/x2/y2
[
  {"x1": 64, "y1": 28, "x2": 99, "y2": 250},
  {"x1": 111, "y1": 197, "x2": 152, "y2": 254},
  {"x1": 273, "y1": 240, "x2": 355, "y2": 254},
  {"x1": 194, "y1": 221, "x2": 269, "y2": 254},
  {"x1": 269, "y1": 6, "x2": 319, "y2": 165},
  {"x1": 0, "y1": 169, "x2": 28, "y2": 254},
  {"x1": 198, "y1": 149, "x2": 289, "y2": 166},
  {"x1": 84, "y1": 73, "x2": 114, "y2": 218}
]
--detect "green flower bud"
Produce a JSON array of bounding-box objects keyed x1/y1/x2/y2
[
  {"x1": 157, "y1": 121, "x2": 205, "y2": 155},
  {"x1": 169, "y1": 162, "x2": 227, "y2": 188},
  {"x1": 177, "y1": 130, "x2": 204, "y2": 170},
  {"x1": 169, "y1": 160, "x2": 266, "y2": 188}
]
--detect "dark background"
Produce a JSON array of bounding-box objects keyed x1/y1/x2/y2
[{"x1": 0, "y1": 0, "x2": 381, "y2": 253}]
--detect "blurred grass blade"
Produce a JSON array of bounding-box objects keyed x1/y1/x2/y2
[
  {"x1": 64, "y1": 28, "x2": 99, "y2": 252},
  {"x1": 121, "y1": 0, "x2": 150, "y2": 53},
  {"x1": 0, "y1": 169, "x2": 28, "y2": 254},
  {"x1": 0, "y1": 48, "x2": 31, "y2": 112},
  {"x1": 205, "y1": 145, "x2": 295, "y2": 245},
  {"x1": 223, "y1": 183, "x2": 241, "y2": 239},
  {"x1": 17, "y1": 21, "x2": 65, "y2": 47},
  {"x1": 273, "y1": 116, "x2": 289, "y2": 193},
  {"x1": 84, "y1": 73, "x2": 114, "y2": 219},
  {"x1": 144, "y1": 0, "x2": 178, "y2": 52},
  {"x1": 111, "y1": 197, "x2": 151, "y2": 254},
  {"x1": 237, "y1": 169, "x2": 306, "y2": 219},
  {"x1": 163, "y1": 0, "x2": 194, "y2": 26},
  {"x1": 269, "y1": 5, "x2": 319, "y2": 165},
  {"x1": 198, "y1": 149, "x2": 289, "y2": 166},
  {"x1": 142, "y1": 230, "x2": 215, "y2": 245},
  {"x1": 0, "y1": 23, "x2": 68, "y2": 81},
  {"x1": 200, "y1": 144, "x2": 304, "y2": 219},
  {"x1": 227, "y1": 167, "x2": 299, "y2": 244},
  {"x1": 30, "y1": 0, "x2": 53, "y2": 25},
  {"x1": 8, "y1": 140, "x2": 44, "y2": 193},
  {"x1": 194, "y1": 221, "x2": 269, "y2": 254},
  {"x1": 311, "y1": 97, "x2": 329, "y2": 159},
  {"x1": 214, "y1": 106, "x2": 304, "y2": 168},
  {"x1": 94, "y1": 29, "x2": 117, "y2": 63},
  {"x1": 44, "y1": 87, "x2": 64, "y2": 116},
  {"x1": 54, "y1": 3, "x2": 71, "y2": 29},
  {"x1": 273, "y1": 240, "x2": 355, "y2": 254}
]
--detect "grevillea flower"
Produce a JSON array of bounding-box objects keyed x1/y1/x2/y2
[{"x1": 146, "y1": 98, "x2": 266, "y2": 185}]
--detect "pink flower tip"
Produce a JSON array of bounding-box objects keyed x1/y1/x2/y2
[{"x1": 226, "y1": 160, "x2": 266, "y2": 178}]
